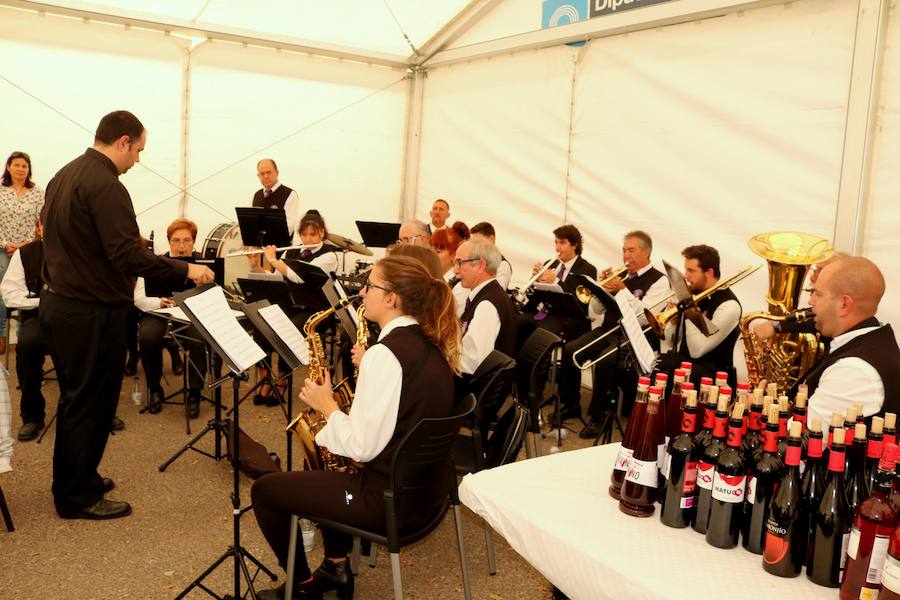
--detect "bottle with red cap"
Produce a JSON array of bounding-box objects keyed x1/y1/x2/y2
[
  {"x1": 697, "y1": 376, "x2": 713, "y2": 407},
  {"x1": 867, "y1": 417, "x2": 886, "y2": 492},
  {"x1": 661, "y1": 390, "x2": 700, "y2": 528},
  {"x1": 763, "y1": 422, "x2": 806, "y2": 577},
  {"x1": 610, "y1": 376, "x2": 651, "y2": 499},
  {"x1": 742, "y1": 389, "x2": 765, "y2": 465},
  {"x1": 620, "y1": 386, "x2": 665, "y2": 517},
  {"x1": 693, "y1": 392, "x2": 730, "y2": 534},
  {"x1": 664, "y1": 369, "x2": 689, "y2": 442},
  {"x1": 743, "y1": 406, "x2": 785, "y2": 554},
  {"x1": 715, "y1": 371, "x2": 728, "y2": 391},
  {"x1": 847, "y1": 423, "x2": 871, "y2": 518},
  {"x1": 735, "y1": 381, "x2": 751, "y2": 431},
  {"x1": 706, "y1": 404, "x2": 747, "y2": 549},
  {"x1": 841, "y1": 442, "x2": 898, "y2": 599},
  {"x1": 680, "y1": 361, "x2": 693, "y2": 383},
  {"x1": 776, "y1": 396, "x2": 791, "y2": 461},
  {"x1": 808, "y1": 428, "x2": 852, "y2": 587},
  {"x1": 885, "y1": 413, "x2": 898, "y2": 447}
]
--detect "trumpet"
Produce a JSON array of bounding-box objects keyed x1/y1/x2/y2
[
  {"x1": 514, "y1": 256, "x2": 558, "y2": 307},
  {"x1": 225, "y1": 243, "x2": 319, "y2": 258},
  {"x1": 575, "y1": 265, "x2": 628, "y2": 304}
]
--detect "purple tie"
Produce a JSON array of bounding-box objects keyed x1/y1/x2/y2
[
  {"x1": 556, "y1": 263, "x2": 566, "y2": 281},
  {"x1": 264, "y1": 188, "x2": 272, "y2": 198},
  {"x1": 301, "y1": 249, "x2": 312, "y2": 259},
  {"x1": 628, "y1": 271, "x2": 637, "y2": 280}
]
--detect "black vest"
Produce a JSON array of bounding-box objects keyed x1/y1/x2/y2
[
  {"x1": 624, "y1": 267, "x2": 664, "y2": 298},
  {"x1": 19, "y1": 240, "x2": 44, "y2": 298},
  {"x1": 678, "y1": 287, "x2": 741, "y2": 384},
  {"x1": 803, "y1": 319, "x2": 900, "y2": 417},
  {"x1": 459, "y1": 279, "x2": 517, "y2": 360},
  {"x1": 365, "y1": 325, "x2": 454, "y2": 490},
  {"x1": 252, "y1": 184, "x2": 293, "y2": 211}
]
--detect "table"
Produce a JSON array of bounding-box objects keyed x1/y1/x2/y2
[{"x1": 459, "y1": 443, "x2": 831, "y2": 599}]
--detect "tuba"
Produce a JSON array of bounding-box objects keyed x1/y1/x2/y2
[
  {"x1": 739, "y1": 232, "x2": 834, "y2": 390},
  {"x1": 286, "y1": 296, "x2": 359, "y2": 473}
]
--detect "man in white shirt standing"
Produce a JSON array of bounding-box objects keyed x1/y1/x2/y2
[
  {"x1": 252, "y1": 159, "x2": 300, "y2": 243},
  {"x1": 428, "y1": 199, "x2": 450, "y2": 233},
  {"x1": 803, "y1": 256, "x2": 899, "y2": 424}
]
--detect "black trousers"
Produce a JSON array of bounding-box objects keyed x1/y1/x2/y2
[
  {"x1": 16, "y1": 312, "x2": 48, "y2": 424},
  {"x1": 251, "y1": 470, "x2": 385, "y2": 583},
  {"x1": 40, "y1": 292, "x2": 127, "y2": 514},
  {"x1": 138, "y1": 315, "x2": 205, "y2": 392},
  {"x1": 126, "y1": 305, "x2": 140, "y2": 358}
]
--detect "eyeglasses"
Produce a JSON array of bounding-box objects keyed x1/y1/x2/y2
[
  {"x1": 170, "y1": 237, "x2": 194, "y2": 245},
  {"x1": 363, "y1": 279, "x2": 391, "y2": 294},
  {"x1": 453, "y1": 258, "x2": 480, "y2": 268},
  {"x1": 396, "y1": 235, "x2": 424, "y2": 245}
]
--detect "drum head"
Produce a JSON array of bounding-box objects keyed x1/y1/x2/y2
[{"x1": 202, "y1": 222, "x2": 250, "y2": 292}]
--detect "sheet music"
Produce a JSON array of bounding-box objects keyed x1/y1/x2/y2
[
  {"x1": 534, "y1": 282, "x2": 564, "y2": 294},
  {"x1": 152, "y1": 306, "x2": 245, "y2": 321},
  {"x1": 615, "y1": 291, "x2": 657, "y2": 375},
  {"x1": 182, "y1": 286, "x2": 266, "y2": 373},
  {"x1": 258, "y1": 304, "x2": 310, "y2": 366}
]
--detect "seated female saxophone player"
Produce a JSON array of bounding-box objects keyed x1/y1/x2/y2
[{"x1": 249, "y1": 255, "x2": 460, "y2": 600}]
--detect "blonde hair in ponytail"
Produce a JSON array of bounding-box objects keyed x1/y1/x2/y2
[{"x1": 377, "y1": 256, "x2": 461, "y2": 374}]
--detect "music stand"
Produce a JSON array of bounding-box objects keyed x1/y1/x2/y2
[
  {"x1": 171, "y1": 284, "x2": 276, "y2": 600},
  {"x1": 355, "y1": 220, "x2": 400, "y2": 248}
]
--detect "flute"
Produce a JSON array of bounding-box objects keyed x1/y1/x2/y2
[{"x1": 225, "y1": 244, "x2": 318, "y2": 258}]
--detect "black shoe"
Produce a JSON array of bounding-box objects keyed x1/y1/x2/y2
[
  {"x1": 147, "y1": 390, "x2": 164, "y2": 414},
  {"x1": 18, "y1": 421, "x2": 45, "y2": 441},
  {"x1": 265, "y1": 386, "x2": 283, "y2": 407},
  {"x1": 187, "y1": 393, "x2": 201, "y2": 419},
  {"x1": 579, "y1": 418, "x2": 602, "y2": 439},
  {"x1": 123, "y1": 355, "x2": 138, "y2": 377},
  {"x1": 171, "y1": 351, "x2": 184, "y2": 376},
  {"x1": 312, "y1": 557, "x2": 354, "y2": 600},
  {"x1": 254, "y1": 379, "x2": 272, "y2": 405},
  {"x1": 102, "y1": 478, "x2": 115, "y2": 493},
  {"x1": 240, "y1": 581, "x2": 322, "y2": 600},
  {"x1": 547, "y1": 405, "x2": 581, "y2": 427},
  {"x1": 58, "y1": 498, "x2": 132, "y2": 520},
  {"x1": 110, "y1": 416, "x2": 125, "y2": 431}
]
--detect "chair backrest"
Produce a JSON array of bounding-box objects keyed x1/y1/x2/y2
[
  {"x1": 515, "y1": 328, "x2": 563, "y2": 405},
  {"x1": 484, "y1": 402, "x2": 529, "y2": 467},
  {"x1": 468, "y1": 350, "x2": 516, "y2": 421},
  {"x1": 389, "y1": 394, "x2": 476, "y2": 525}
]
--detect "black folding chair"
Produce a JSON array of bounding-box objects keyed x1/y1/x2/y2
[
  {"x1": 285, "y1": 394, "x2": 476, "y2": 600},
  {"x1": 514, "y1": 328, "x2": 564, "y2": 457}
]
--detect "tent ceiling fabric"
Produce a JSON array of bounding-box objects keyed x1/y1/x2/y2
[{"x1": 25, "y1": 0, "x2": 472, "y2": 59}]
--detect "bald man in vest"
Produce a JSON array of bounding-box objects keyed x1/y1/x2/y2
[
  {"x1": 253, "y1": 159, "x2": 300, "y2": 242},
  {"x1": 804, "y1": 256, "x2": 900, "y2": 424}
]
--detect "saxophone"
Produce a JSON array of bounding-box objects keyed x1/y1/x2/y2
[
  {"x1": 354, "y1": 303, "x2": 369, "y2": 379},
  {"x1": 739, "y1": 232, "x2": 833, "y2": 390},
  {"x1": 286, "y1": 295, "x2": 359, "y2": 473}
]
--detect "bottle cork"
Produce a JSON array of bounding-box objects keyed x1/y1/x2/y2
[
  {"x1": 871, "y1": 416, "x2": 884, "y2": 435},
  {"x1": 789, "y1": 421, "x2": 802, "y2": 438}
]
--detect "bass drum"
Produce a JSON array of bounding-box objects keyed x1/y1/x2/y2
[{"x1": 201, "y1": 222, "x2": 250, "y2": 293}]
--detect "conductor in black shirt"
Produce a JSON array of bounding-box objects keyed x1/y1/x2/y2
[{"x1": 40, "y1": 111, "x2": 214, "y2": 520}]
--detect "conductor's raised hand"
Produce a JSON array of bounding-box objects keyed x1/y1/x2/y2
[{"x1": 186, "y1": 263, "x2": 215, "y2": 285}]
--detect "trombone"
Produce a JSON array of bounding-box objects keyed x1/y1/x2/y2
[{"x1": 575, "y1": 265, "x2": 628, "y2": 304}]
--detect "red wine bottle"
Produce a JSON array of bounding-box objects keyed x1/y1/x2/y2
[
  {"x1": 763, "y1": 422, "x2": 805, "y2": 577},
  {"x1": 715, "y1": 370, "x2": 728, "y2": 390},
  {"x1": 697, "y1": 376, "x2": 713, "y2": 407},
  {"x1": 664, "y1": 369, "x2": 688, "y2": 442},
  {"x1": 661, "y1": 390, "x2": 699, "y2": 528},
  {"x1": 867, "y1": 416, "x2": 885, "y2": 493},
  {"x1": 846, "y1": 423, "x2": 871, "y2": 517},
  {"x1": 741, "y1": 389, "x2": 765, "y2": 466},
  {"x1": 878, "y1": 502, "x2": 900, "y2": 599},
  {"x1": 743, "y1": 406, "x2": 785, "y2": 554},
  {"x1": 680, "y1": 361, "x2": 693, "y2": 384},
  {"x1": 693, "y1": 392, "x2": 729, "y2": 534},
  {"x1": 620, "y1": 387, "x2": 665, "y2": 517},
  {"x1": 706, "y1": 404, "x2": 747, "y2": 548},
  {"x1": 841, "y1": 443, "x2": 899, "y2": 600},
  {"x1": 776, "y1": 396, "x2": 790, "y2": 461},
  {"x1": 692, "y1": 385, "x2": 720, "y2": 457},
  {"x1": 807, "y1": 428, "x2": 852, "y2": 588},
  {"x1": 823, "y1": 412, "x2": 845, "y2": 472},
  {"x1": 885, "y1": 413, "x2": 897, "y2": 447},
  {"x1": 735, "y1": 381, "x2": 751, "y2": 435},
  {"x1": 610, "y1": 376, "x2": 651, "y2": 499}
]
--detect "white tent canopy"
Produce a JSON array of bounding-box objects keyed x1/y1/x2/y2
[{"x1": 1, "y1": 0, "x2": 898, "y2": 341}]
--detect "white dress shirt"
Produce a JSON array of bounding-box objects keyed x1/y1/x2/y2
[
  {"x1": 0, "y1": 367, "x2": 12, "y2": 473},
  {"x1": 315, "y1": 315, "x2": 416, "y2": 462},
  {"x1": 261, "y1": 182, "x2": 301, "y2": 243},
  {"x1": 280, "y1": 242, "x2": 338, "y2": 284},
  {"x1": 133, "y1": 277, "x2": 164, "y2": 313},
  {"x1": 460, "y1": 278, "x2": 502, "y2": 375},
  {"x1": 662, "y1": 296, "x2": 741, "y2": 358},
  {"x1": 496, "y1": 259, "x2": 512, "y2": 290},
  {"x1": 443, "y1": 267, "x2": 456, "y2": 283},
  {"x1": 453, "y1": 281, "x2": 468, "y2": 317},
  {"x1": 0, "y1": 250, "x2": 39, "y2": 310},
  {"x1": 807, "y1": 324, "x2": 885, "y2": 425},
  {"x1": 589, "y1": 264, "x2": 671, "y2": 328}
]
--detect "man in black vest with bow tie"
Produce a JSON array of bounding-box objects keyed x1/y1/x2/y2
[
  {"x1": 804, "y1": 256, "x2": 899, "y2": 424},
  {"x1": 252, "y1": 159, "x2": 300, "y2": 242}
]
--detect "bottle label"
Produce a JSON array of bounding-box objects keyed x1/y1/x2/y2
[
  {"x1": 683, "y1": 461, "x2": 698, "y2": 494},
  {"x1": 763, "y1": 519, "x2": 789, "y2": 565},
  {"x1": 680, "y1": 495, "x2": 696, "y2": 509},
  {"x1": 625, "y1": 456, "x2": 658, "y2": 487},
  {"x1": 657, "y1": 443, "x2": 667, "y2": 471},
  {"x1": 682, "y1": 413, "x2": 696, "y2": 432},
  {"x1": 841, "y1": 531, "x2": 850, "y2": 571},
  {"x1": 848, "y1": 526, "x2": 861, "y2": 560},
  {"x1": 711, "y1": 472, "x2": 746, "y2": 503},
  {"x1": 663, "y1": 453, "x2": 671, "y2": 479},
  {"x1": 746, "y1": 476, "x2": 757, "y2": 504},
  {"x1": 697, "y1": 461, "x2": 715, "y2": 490},
  {"x1": 613, "y1": 446, "x2": 633, "y2": 472},
  {"x1": 882, "y1": 553, "x2": 900, "y2": 593},
  {"x1": 867, "y1": 534, "x2": 892, "y2": 584}
]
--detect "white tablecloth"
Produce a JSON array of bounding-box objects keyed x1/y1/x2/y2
[{"x1": 459, "y1": 443, "x2": 832, "y2": 600}]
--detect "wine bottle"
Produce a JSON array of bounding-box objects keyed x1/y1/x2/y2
[
  {"x1": 706, "y1": 404, "x2": 747, "y2": 549},
  {"x1": 867, "y1": 417, "x2": 885, "y2": 493},
  {"x1": 664, "y1": 369, "x2": 688, "y2": 442},
  {"x1": 697, "y1": 376, "x2": 713, "y2": 407},
  {"x1": 766, "y1": 381, "x2": 778, "y2": 401},
  {"x1": 879, "y1": 498, "x2": 900, "y2": 599},
  {"x1": 792, "y1": 392, "x2": 808, "y2": 433},
  {"x1": 841, "y1": 443, "x2": 899, "y2": 600},
  {"x1": 823, "y1": 412, "x2": 845, "y2": 470},
  {"x1": 661, "y1": 390, "x2": 700, "y2": 528},
  {"x1": 764, "y1": 421, "x2": 805, "y2": 577},
  {"x1": 742, "y1": 388, "x2": 765, "y2": 467},
  {"x1": 715, "y1": 371, "x2": 728, "y2": 390},
  {"x1": 680, "y1": 361, "x2": 693, "y2": 383},
  {"x1": 776, "y1": 396, "x2": 790, "y2": 461},
  {"x1": 854, "y1": 403, "x2": 865, "y2": 426},
  {"x1": 610, "y1": 376, "x2": 651, "y2": 499},
  {"x1": 621, "y1": 387, "x2": 665, "y2": 517},
  {"x1": 807, "y1": 428, "x2": 852, "y2": 588},
  {"x1": 693, "y1": 385, "x2": 720, "y2": 457},
  {"x1": 693, "y1": 392, "x2": 729, "y2": 534},
  {"x1": 885, "y1": 413, "x2": 898, "y2": 447},
  {"x1": 735, "y1": 381, "x2": 751, "y2": 435},
  {"x1": 846, "y1": 423, "x2": 871, "y2": 518},
  {"x1": 743, "y1": 406, "x2": 785, "y2": 554}
]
